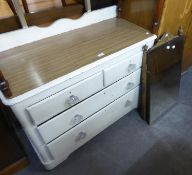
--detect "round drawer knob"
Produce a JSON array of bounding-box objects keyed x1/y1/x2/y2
[
  {"x1": 125, "y1": 100, "x2": 132, "y2": 107},
  {"x1": 75, "y1": 132, "x2": 87, "y2": 142},
  {"x1": 127, "y1": 82, "x2": 135, "y2": 90},
  {"x1": 172, "y1": 45, "x2": 176, "y2": 49},
  {"x1": 128, "y1": 64, "x2": 136, "y2": 72},
  {"x1": 70, "y1": 114, "x2": 83, "y2": 126},
  {"x1": 67, "y1": 95, "x2": 79, "y2": 107}
]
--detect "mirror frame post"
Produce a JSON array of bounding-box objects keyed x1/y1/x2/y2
[
  {"x1": 84, "y1": 0, "x2": 91, "y2": 12},
  {"x1": 11, "y1": 0, "x2": 28, "y2": 28}
]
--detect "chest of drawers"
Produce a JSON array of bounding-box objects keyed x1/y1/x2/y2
[{"x1": 0, "y1": 17, "x2": 156, "y2": 169}]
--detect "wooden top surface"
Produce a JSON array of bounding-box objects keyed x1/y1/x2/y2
[{"x1": 0, "y1": 18, "x2": 153, "y2": 98}]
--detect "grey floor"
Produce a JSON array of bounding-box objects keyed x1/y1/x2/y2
[{"x1": 16, "y1": 68, "x2": 192, "y2": 175}]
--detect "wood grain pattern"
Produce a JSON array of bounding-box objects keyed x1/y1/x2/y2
[
  {"x1": 120, "y1": 0, "x2": 157, "y2": 31},
  {"x1": 0, "y1": 4, "x2": 84, "y2": 33},
  {"x1": 158, "y1": 0, "x2": 192, "y2": 70},
  {"x1": 6, "y1": 0, "x2": 17, "y2": 15},
  {"x1": 158, "y1": 0, "x2": 192, "y2": 36},
  {"x1": 25, "y1": 4, "x2": 83, "y2": 26},
  {"x1": 0, "y1": 0, "x2": 79, "y2": 19},
  {"x1": 0, "y1": 18, "x2": 153, "y2": 98},
  {"x1": 152, "y1": 0, "x2": 165, "y2": 34},
  {"x1": 0, "y1": 0, "x2": 14, "y2": 19},
  {"x1": 0, "y1": 158, "x2": 28, "y2": 175}
]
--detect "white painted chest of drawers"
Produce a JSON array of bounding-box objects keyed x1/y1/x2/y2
[
  {"x1": 0, "y1": 7, "x2": 156, "y2": 170},
  {"x1": 6, "y1": 41, "x2": 155, "y2": 170}
]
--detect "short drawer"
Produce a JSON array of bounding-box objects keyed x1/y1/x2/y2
[
  {"x1": 47, "y1": 86, "x2": 139, "y2": 161},
  {"x1": 26, "y1": 72, "x2": 103, "y2": 125},
  {"x1": 104, "y1": 52, "x2": 143, "y2": 86},
  {"x1": 38, "y1": 69, "x2": 141, "y2": 143}
]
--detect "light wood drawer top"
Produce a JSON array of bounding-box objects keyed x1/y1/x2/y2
[{"x1": 0, "y1": 18, "x2": 153, "y2": 98}]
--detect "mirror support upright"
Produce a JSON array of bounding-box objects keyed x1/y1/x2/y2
[
  {"x1": 84, "y1": 0, "x2": 91, "y2": 12},
  {"x1": 11, "y1": 0, "x2": 28, "y2": 29}
]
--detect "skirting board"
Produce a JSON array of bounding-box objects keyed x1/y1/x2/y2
[{"x1": 0, "y1": 158, "x2": 28, "y2": 175}]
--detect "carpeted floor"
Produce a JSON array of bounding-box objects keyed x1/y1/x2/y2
[{"x1": 15, "y1": 68, "x2": 192, "y2": 175}]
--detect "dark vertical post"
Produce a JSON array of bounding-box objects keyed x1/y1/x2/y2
[
  {"x1": 117, "y1": 0, "x2": 122, "y2": 18},
  {"x1": 6, "y1": 0, "x2": 17, "y2": 15},
  {"x1": 152, "y1": 0, "x2": 165, "y2": 34},
  {"x1": 0, "y1": 71, "x2": 12, "y2": 98},
  {"x1": 139, "y1": 45, "x2": 149, "y2": 121},
  {"x1": 21, "y1": 0, "x2": 30, "y2": 13},
  {"x1": 61, "y1": 0, "x2": 67, "y2": 7}
]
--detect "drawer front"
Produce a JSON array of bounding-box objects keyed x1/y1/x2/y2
[
  {"x1": 104, "y1": 52, "x2": 143, "y2": 86},
  {"x1": 27, "y1": 73, "x2": 103, "y2": 125},
  {"x1": 48, "y1": 86, "x2": 139, "y2": 161},
  {"x1": 38, "y1": 69, "x2": 141, "y2": 143}
]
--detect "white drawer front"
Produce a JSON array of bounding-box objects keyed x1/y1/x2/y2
[
  {"x1": 38, "y1": 69, "x2": 141, "y2": 143},
  {"x1": 104, "y1": 52, "x2": 143, "y2": 86},
  {"x1": 27, "y1": 73, "x2": 103, "y2": 125},
  {"x1": 48, "y1": 86, "x2": 139, "y2": 161}
]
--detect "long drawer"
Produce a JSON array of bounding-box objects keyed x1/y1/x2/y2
[
  {"x1": 26, "y1": 72, "x2": 103, "y2": 125},
  {"x1": 47, "y1": 86, "x2": 139, "y2": 161},
  {"x1": 104, "y1": 52, "x2": 143, "y2": 86},
  {"x1": 38, "y1": 69, "x2": 141, "y2": 143}
]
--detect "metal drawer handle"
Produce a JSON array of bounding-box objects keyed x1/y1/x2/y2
[
  {"x1": 128, "y1": 64, "x2": 136, "y2": 72},
  {"x1": 67, "y1": 95, "x2": 79, "y2": 107},
  {"x1": 125, "y1": 100, "x2": 132, "y2": 107},
  {"x1": 75, "y1": 132, "x2": 87, "y2": 142},
  {"x1": 70, "y1": 114, "x2": 83, "y2": 126},
  {"x1": 127, "y1": 82, "x2": 135, "y2": 90}
]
